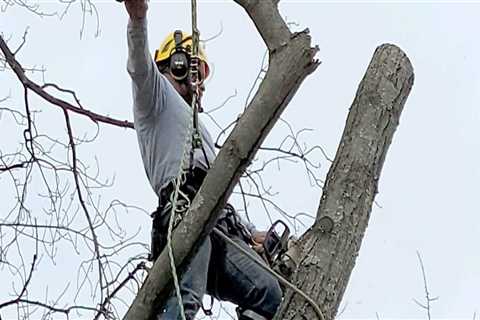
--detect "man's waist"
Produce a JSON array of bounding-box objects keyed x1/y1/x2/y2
[
  {"x1": 158, "y1": 167, "x2": 207, "y2": 208},
  {"x1": 154, "y1": 168, "x2": 249, "y2": 235}
]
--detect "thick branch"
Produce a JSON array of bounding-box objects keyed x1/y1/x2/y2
[
  {"x1": 123, "y1": 2, "x2": 319, "y2": 320},
  {"x1": 0, "y1": 35, "x2": 134, "y2": 129},
  {"x1": 275, "y1": 44, "x2": 414, "y2": 320},
  {"x1": 233, "y1": 0, "x2": 290, "y2": 52}
]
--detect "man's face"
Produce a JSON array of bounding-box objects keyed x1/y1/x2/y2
[{"x1": 164, "y1": 60, "x2": 207, "y2": 107}]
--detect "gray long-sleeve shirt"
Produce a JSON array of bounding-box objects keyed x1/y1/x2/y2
[
  {"x1": 127, "y1": 18, "x2": 216, "y2": 195},
  {"x1": 126, "y1": 18, "x2": 256, "y2": 233}
]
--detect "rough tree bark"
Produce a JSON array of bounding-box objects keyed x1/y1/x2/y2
[
  {"x1": 123, "y1": 1, "x2": 319, "y2": 319},
  {"x1": 274, "y1": 44, "x2": 414, "y2": 320}
]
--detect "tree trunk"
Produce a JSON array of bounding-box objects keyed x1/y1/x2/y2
[{"x1": 274, "y1": 44, "x2": 414, "y2": 320}]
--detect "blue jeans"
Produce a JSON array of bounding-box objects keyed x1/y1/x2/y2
[{"x1": 157, "y1": 225, "x2": 282, "y2": 320}]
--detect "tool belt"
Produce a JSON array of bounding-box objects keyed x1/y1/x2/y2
[{"x1": 149, "y1": 168, "x2": 252, "y2": 261}]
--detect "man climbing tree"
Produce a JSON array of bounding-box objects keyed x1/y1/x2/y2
[
  {"x1": 124, "y1": 0, "x2": 282, "y2": 319},
  {"x1": 0, "y1": 0, "x2": 414, "y2": 317}
]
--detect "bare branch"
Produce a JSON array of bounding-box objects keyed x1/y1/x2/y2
[
  {"x1": 0, "y1": 34, "x2": 134, "y2": 129},
  {"x1": 94, "y1": 262, "x2": 147, "y2": 320},
  {"x1": 413, "y1": 251, "x2": 437, "y2": 320},
  {"x1": 1, "y1": 32, "x2": 145, "y2": 319}
]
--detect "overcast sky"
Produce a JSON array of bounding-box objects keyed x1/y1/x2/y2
[{"x1": 1, "y1": 1, "x2": 479, "y2": 319}]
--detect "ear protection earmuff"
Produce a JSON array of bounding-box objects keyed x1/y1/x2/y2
[{"x1": 169, "y1": 30, "x2": 190, "y2": 81}]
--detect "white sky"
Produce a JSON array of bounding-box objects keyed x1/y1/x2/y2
[{"x1": 1, "y1": 1, "x2": 479, "y2": 319}]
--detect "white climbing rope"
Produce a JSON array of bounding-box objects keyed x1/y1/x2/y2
[{"x1": 164, "y1": 0, "x2": 201, "y2": 319}]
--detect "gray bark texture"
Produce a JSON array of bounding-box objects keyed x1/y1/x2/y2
[
  {"x1": 274, "y1": 44, "x2": 414, "y2": 320},
  {"x1": 123, "y1": 0, "x2": 319, "y2": 319}
]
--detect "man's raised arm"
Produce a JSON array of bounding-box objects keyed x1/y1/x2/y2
[{"x1": 126, "y1": 0, "x2": 164, "y2": 116}]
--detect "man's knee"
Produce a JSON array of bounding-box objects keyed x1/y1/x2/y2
[
  {"x1": 237, "y1": 280, "x2": 281, "y2": 319},
  {"x1": 245, "y1": 276, "x2": 282, "y2": 318},
  {"x1": 260, "y1": 278, "x2": 282, "y2": 316}
]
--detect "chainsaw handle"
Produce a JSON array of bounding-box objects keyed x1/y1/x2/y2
[{"x1": 263, "y1": 220, "x2": 290, "y2": 264}]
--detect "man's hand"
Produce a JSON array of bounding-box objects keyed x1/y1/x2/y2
[
  {"x1": 125, "y1": 0, "x2": 148, "y2": 20},
  {"x1": 251, "y1": 231, "x2": 267, "y2": 254}
]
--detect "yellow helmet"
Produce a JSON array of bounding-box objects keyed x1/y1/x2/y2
[{"x1": 154, "y1": 31, "x2": 210, "y2": 79}]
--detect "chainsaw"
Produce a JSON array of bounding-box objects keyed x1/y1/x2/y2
[
  {"x1": 262, "y1": 216, "x2": 334, "y2": 279},
  {"x1": 261, "y1": 220, "x2": 300, "y2": 279}
]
